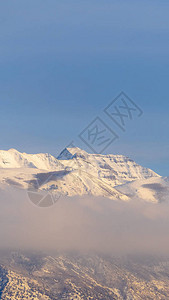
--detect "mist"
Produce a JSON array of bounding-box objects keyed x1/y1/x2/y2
[{"x1": 0, "y1": 185, "x2": 169, "y2": 256}]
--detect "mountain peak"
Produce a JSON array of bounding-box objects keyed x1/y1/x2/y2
[
  {"x1": 0, "y1": 147, "x2": 161, "y2": 201},
  {"x1": 57, "y1": 147, "x2": 88, "y2": 160}
]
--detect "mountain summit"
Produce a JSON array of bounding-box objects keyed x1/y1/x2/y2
[
  {"x1": 0, "y1": 147, "x2": 166, "y2": 203},
  {"x1": 57, "y1": 147, "x2": 87, "y2": 160}
]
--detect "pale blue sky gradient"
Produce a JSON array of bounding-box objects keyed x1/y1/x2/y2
[{"x1": 0, "y1": 0, "x2": 169, "y2": 175}]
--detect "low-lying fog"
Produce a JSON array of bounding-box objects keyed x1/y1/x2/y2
[{"x1": 0, "y1": 185, "x2": 169, "y2": 256}]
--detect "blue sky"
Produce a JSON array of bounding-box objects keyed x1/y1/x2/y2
[{"x1": 0, "y1": 0, "x2": 169, "y2": 175}]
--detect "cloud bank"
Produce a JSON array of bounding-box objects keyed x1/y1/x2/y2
[{"x1": 0, "y1": 185, "x2": 169, "y2": 256}]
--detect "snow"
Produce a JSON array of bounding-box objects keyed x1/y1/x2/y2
[
  {"x1": 0, "y1": 149, "x2": 64, "y2": 170},
  {"x1": 0, "y1": 147, "x2": 164, "y2": 202},
  {"x1": 115, "y1": 176, "x2": 169, "y2": 203}
]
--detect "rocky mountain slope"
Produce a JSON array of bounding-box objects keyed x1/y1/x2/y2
[{"x1": 1, "y1": 251, "x2": 169, "y2": 299}]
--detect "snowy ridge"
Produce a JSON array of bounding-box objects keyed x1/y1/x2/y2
[
  {"x1": 115, "y1": 176, "x2": 169, "y2": 203},
  {"x1": 0, "y1": 149, "x2": 64, "y2": 170},
  {"x1": 57, "y1": 147, "x2": 159, "y2": 185},
  {"x1": 0, "y1": 147, "x2": 164, "y2": 202}
]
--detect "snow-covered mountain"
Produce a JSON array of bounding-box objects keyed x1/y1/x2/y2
[
  {"x1": 0, "y1": 148, "x2": 64, "y2": 170},
  {"x1": 58, "y1": 147, "x2": 158, "y2": 183},
  {"x1": 0, "y1": 147, "x2": 165, "y2": 202},
  {"x1": 115, "y1": 176, "x2": 169, "y2": 203}
]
